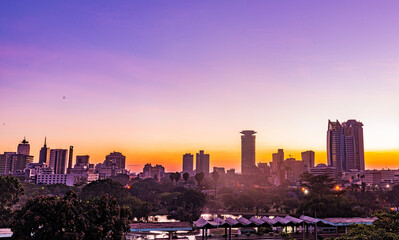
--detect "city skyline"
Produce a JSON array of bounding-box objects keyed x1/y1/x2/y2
[
  {"x1": 1, "y1": 1, "x2": 399, "y2": 172},
  {"x1": 2, "y1": 125, "x2": 399, "y2": 173}
]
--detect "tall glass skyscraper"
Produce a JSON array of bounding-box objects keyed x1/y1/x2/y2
[{"x1": 327, "y1": 119, "x2": 365, "y2": 172}]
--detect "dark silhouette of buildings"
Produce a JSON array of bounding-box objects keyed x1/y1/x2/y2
[
  {"x1": 327, "y1": 119, "x2": 365, "y2": 172},
  {"x1": 39, "y1": 137, "x2": 49, "y2": 164},
  {"x1": 182, "y1": 153, "x2": 194, "y2": 175},
  {"x1": 240, "y1": 130, "x2": 256, "y2": 175},
  {"x1": 196, "y1": 150, "x2": 209, "y2": 175}
]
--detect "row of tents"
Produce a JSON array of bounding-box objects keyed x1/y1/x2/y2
[{"x1": 194, "y1": 215, "x2": 376, "y2": 228}]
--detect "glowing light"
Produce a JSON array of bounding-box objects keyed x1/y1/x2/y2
[
  {"x1": 335, "y1": 186, "x2": 340, "y2": 191},
  {"x1": 304, "y1": 189, "x2": 309, "y2": 195}
]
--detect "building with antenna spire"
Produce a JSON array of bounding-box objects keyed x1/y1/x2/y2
[{"x1": 39, "y1": 137, "x2": 49, "y2": 164}]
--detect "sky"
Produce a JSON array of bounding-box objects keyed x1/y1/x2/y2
[{"x1": 1, "y1": 1, "x2": 399, "y2": 173}]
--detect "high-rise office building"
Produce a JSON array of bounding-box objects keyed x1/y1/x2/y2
[
  {"x1": 39, "y1": 137, "x2": 50, "y2": 164},
  {"x1": 0, "y1": 152, "x2": 16, "y2": 174},
  {"x1": 11, "y1": 154, "x2": 33, "y2": 172},
  {"x1": 240, "y1": 130, "x2": 256, "y2": 175},
  {"x1": 272, "y1": 149, "x2": 285, "y2": 185},
  {"x1": 17, "y1": 137, "x2": 30, "y2": 155},
  {"x1": 327, "y1": 119, "x2": 365, "y2": 172},
  {"x1": 301, "y1": 150, "x2": 315, "y2": 172},
  {"x1": 0, "y1": 152, "x2": 33, "y2": 174},
  {"x1": 196, "y1": 150, "x2": 210, "y2": 175},
  {"x1": 342, "y1": 120, "x2": 365, "y2": 170},
  {"x1": 104, "y1": 152, "x2": 126, "y2": 169},
  {"x1": 182, "y1": 153, "x2": 194, "y2": 175},
  {"x1": 49, "y1": 149, "x2": 68, "y2": 174}
]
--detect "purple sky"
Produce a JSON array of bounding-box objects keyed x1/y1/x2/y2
[{"x1": 1, "y1": 1, "x2": 399, "y2": 171}]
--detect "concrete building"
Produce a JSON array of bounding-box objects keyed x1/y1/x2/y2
[
  {"x1": 302, "y1": 150, "x2": 315, "y2": 172},
  {"x1": 272, "y1": 149, "x2": 285, "y2": 185},
  {"x1": 67, "y1": 146, "x2": 73, "y2": 173},
  {"x1": 364, "y1": 170, "x2": 382, "y2": 186},
  {"x1": 36, "y1": 173, "x2": 98, "y2": 186},
  {"x1": 284, "y1": 158, "x2": 304, "y2": 183},
  {"x1": 0, "y1": 152, "x2": 16, "y2": 174},
  {"x1": 104, "y1": 152, "x2": 126, "y2": 169},
  {"x1": 11, "y1": 154, "x2": 33, "y2": 172},
  {"x1": 240, "y1": 130, "x2": 256, "y2": 175},
  {"x1": 39, "y1": 137, "x2": 49, "y2": 164},
  {"x1": 49, "y1": 149, "x2": 68, "y2": 174},
  {"x1": 310, "y1": 164, "x2": 336, "y2": 180},
  {"x1": 17, "y1": 137, "x2": 30, "y2": 155},
  {"x1": 213, "y1": 167, "x2": 225, "y2": 175},
  {"x1": 257, "y1": 162, "x2": 271, "y2": 176},
  {"x1": 327, "y1": 119, "x2": 365, "y2": 173},
  {"x1": 143, "y1": 163, "x2": 165, "y2": 179},
  {"x1": 182, "y1": 153, "x2": 194, "y2": 175},
  {"x1": 0, "y1": 152, "x2": 33, "y2": 175},
  {"x1": 196, "y1": 150, "x2": 210, "y2": 176},
  {"x1": 75, "y1": 155, "x2": 89, "y2": 167}
]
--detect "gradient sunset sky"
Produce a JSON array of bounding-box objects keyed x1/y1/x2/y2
[{"x1": 1, "y1": 1, "x2": 399, "y2": 172}]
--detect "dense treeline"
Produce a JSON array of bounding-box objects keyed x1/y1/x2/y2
[{"x1": 0, "y1": 176, "x2": 206, "y2": 239}]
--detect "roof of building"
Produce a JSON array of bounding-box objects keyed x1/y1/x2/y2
[{"x1": 0, "y1": 228, "x2": 12, "y2": 238}]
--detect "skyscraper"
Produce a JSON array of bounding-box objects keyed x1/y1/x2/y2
[
  {"x1": 49, "y1": 149, "x2": 68, "y2": 174},
  {"x1": 196, "y1": 150, "x2": 209, "y2": 175},
  {"x1": 327, "y1": 119, "x2": 365, "y2": 172},
  {"x1": 301, "y1": 150, "x2": 315, "y2": 172},
  {"x1": 342, "y1": 120, "x2": 365, "y2": 170},
  {"x1": 39, "y1": 137, "x2": 49, "y2": 164},
  {"x1": 17, "y1": 137, "x2": 30, "y2": 155},
  {"x1": 240, "y1": 130, "x2": 256, "y2": 175},
  {"x1": 272, "y1": 149, "x2": 285, "y2": 185},
  {"x1": 182, "y1": 153, "x2": 194, "y2": 175},
  {"x1": 327, "y1": 120, "x2": 345, "y2": 172}
]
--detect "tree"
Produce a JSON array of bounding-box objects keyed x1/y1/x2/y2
[
  {"x1": 195, "y1": 172, "x2": 205, "y2": 188},
  {"x1": 297, "y1": 173, "x2": 361, "y2": 218},
  {"x1": 0, "y1": 176, "x2": 24, "y2": 227},
  {"x1": 169, "y1": 173, "x2": 175, "y2": 183},
  {"x1": 81, "y1": 179, "x2": 129, "y2": 202},
  {"x1": 183, "y1": 172, "x2": 190, "y2": 182},
  {"x1": 169, "y1": 189, "x2": 206, "y2": 222},
  {"x1": 11, "y1": 191, "x2": 130, "y2": 240},
  {"x1": 333, "y1": 224, "x2": 399, "y2": 240},
  {"x1": 174, "y1": 172, "x2": 181, "y2": 183},
  {"x1": 211, "y1": 171, "x2": 219, "y2": 196}
]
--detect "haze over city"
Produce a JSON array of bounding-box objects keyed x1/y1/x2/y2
[{"x1": 1, "y1": 1, "x2": 399, "y2": 172}]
